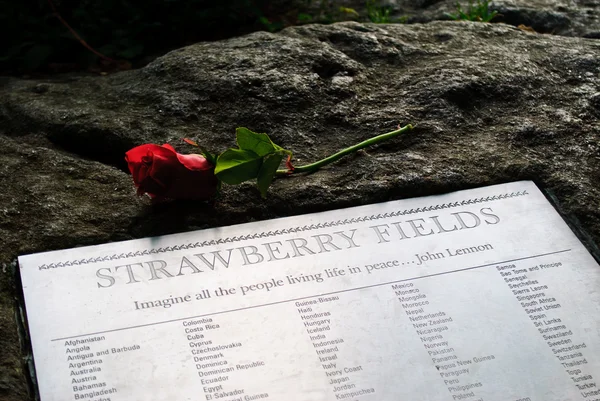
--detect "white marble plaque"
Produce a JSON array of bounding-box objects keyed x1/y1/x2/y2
[{"x1": 19, "y1": 181, "x2": 600, "y2": 401}]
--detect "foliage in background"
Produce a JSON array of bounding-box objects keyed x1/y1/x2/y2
[
  {"x1": 0, "y1": 0, "x2": 293, "y2": 74},
  {"x1": 0, "y1": 0, "x2": 406, "y2": 74},
  {"x1": 296, "y1": 0, "x2": 359, "y2": 25},
  {"x1": 366, "y1": 0, "x2": 406, "y2": 24},
  {"x1": 447, "y1": 0, "x2": 498, "y2": 22},
  {"x1": 366, "y1": 0, "x2": 391, "y2": 23}
]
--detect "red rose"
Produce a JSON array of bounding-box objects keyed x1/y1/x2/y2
[{"x1": 125, "y1": 144, "x2": 218, "y2": 200}]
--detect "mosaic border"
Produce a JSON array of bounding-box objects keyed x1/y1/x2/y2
[{"x1": 38, "y1": 190, "x2": 529, "y2": 270}]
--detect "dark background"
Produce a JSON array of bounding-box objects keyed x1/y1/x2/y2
[{"x1": 1, "y1": 0, "x2": 324, "y2": 74}]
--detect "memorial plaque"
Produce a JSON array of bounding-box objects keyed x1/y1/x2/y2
[{"x1": 19, "y1": 180, "x2": 600, "y2": 401}]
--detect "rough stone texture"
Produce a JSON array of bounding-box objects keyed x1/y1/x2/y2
[
  {"x1": 0, "y1": 136, "x2": 143, "y2": 400},
  {"x1": 1, "y1": 20, "x2": 599, "y2": 399},
  {"x1": 391, "y1": 0, "x2": 600, "y2": 38}
]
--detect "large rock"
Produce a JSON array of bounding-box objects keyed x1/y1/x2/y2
[
  {"x1": 0, "y1": 136, "x2": 143, "y2": 400},
  {"x1": 1, "y1": 21, "x2": 599, "y2": 399}
]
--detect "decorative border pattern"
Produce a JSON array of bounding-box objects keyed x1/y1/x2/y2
[{"x1": 38, "y1": 190, "x2": 529, "y2": 270}]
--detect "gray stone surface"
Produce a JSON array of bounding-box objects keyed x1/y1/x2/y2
[
  {"x1": 0, "y1": 136, "x2": 143, "y2": 400},
  {"x1": 1, "y1": 20, "x2": 599, "y2": 399}
]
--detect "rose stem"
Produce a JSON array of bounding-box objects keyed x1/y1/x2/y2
[{"x1": 276, "y1": 124, "x2": 413, "y2": 176}]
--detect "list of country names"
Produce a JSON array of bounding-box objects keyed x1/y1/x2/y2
[{"x1": 63, "y1": 336, "x2": 140, "y2": 400}]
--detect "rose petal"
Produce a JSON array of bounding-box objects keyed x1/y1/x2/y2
[
  {"x1": 125, "y1": 142, "x2": 218, "y2": 200},
  {"x1": 163, "y1": 167, "x2": 219, "y2": 200},
  {"x1": 175, "y1": 153, "x2": 212, "y2": 171},
  {"x1": 136, "y1": 174, "x2": 167, "y2": 198},
  {"x1": 125, "y1": 145, "x2": 159, "y2": 185},
  {"x1": 126, "y1": 144, "x2": 179, "y2": 191},
  {"x1": 125, "y1": 144, "x2": 164, "y2": 164}
]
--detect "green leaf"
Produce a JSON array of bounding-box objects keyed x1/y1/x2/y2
[
  {"x1": 236, "y1": 127, "x2": 278, "y2": 157},
  {"x1": 257, "y1": 153, "x2": 283, "y2": 198},
  {"x1": 214, "y1": 149, "x2": 263, "y2": 185},
  {"x1": 215, "y1": 128, "x2": 292, "y2": 196}
]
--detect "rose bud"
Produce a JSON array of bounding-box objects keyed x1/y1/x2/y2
[{"x1": 125, "y1": 144, "x2": 218, "y2": 200}]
